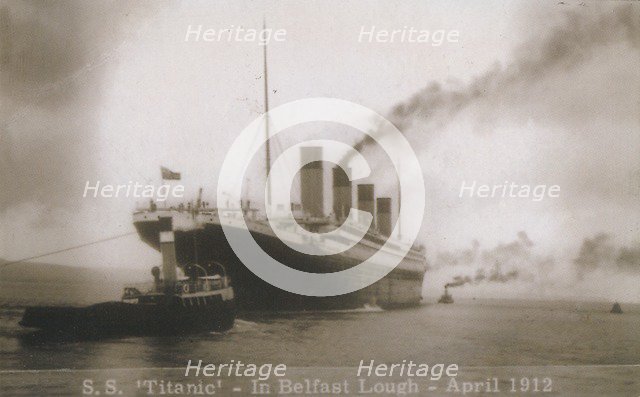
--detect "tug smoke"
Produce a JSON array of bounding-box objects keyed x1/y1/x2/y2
[
  {"x1": 446, "y1": 264, "x2": 520, "y2": 288},
  {"x1": 438, "y1": 231, "x2": 536, "y2": 288},
  {"x1": 574, "y1": 233, "x2": 640, "y2": 279},
  {"x1": 435, "y1": 231, "x2": 640, "y2": 290}
]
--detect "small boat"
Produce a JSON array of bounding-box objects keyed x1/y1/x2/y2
[
  {"x1": 20, "y1": 268, "x2": 236, "y2": 337},
  {"x1": 438, "y1": 286, "x2": 454, "y2": 304},
  {"x1": 610, "y1": 302, "x2": 623, "y2": 314}
]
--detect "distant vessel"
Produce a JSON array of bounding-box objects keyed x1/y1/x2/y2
[
  {"x1": 438, "y1": 285, "x2": 454, "y2": 304},
  {"x1": 610, "y1": 302, "x2": 623, "y2": 314},
  {"x1": 20, "y1": 217, "x2": 236, "y2": 337}
]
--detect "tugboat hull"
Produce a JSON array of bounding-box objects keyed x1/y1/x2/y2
[{"x1": 20, "y1": 298, "x2": 235, "y2": 337}]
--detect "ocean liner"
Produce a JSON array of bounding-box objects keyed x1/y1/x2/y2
[
  {"x1": 133, "y1": 155, "x2": 427, "y2": 311},
  {"x1": 133, "y1": 37, "x2": 427, "y2": 311}
]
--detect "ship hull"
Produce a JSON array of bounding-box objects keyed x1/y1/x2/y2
[
  {"x1": 134, "y1": 214, "x2": 425, "y2": 311},
  {"x1": 20, "y1": 298, "x2": 236, "y2": 337}
]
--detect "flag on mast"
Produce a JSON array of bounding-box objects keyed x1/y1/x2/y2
[{"x1": 161, "y1": 166, "x2": 181, "y2": 180}]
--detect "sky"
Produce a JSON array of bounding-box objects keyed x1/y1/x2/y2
[{"x1": 1, "y1": 1, "x2": 639, "y2": 302}]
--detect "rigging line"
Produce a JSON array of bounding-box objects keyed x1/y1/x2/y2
[{"x1": 1, "y1": 231, "x2": 139, "y2": 269}]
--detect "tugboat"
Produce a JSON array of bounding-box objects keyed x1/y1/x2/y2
[
  {"x1": 437, "y1": 285, "x2": 454, "y2": 304},
  {"x1": 20, "y1": 216, "x2": 235, "y2": 337}
]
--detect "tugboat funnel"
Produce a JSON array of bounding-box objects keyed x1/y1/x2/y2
[
  {"x1": 438, "y1": 284, "x2": 454, "y2": 304},
  {"x1": 159, "y1": 216, "x2": 178, "y2": 295}
]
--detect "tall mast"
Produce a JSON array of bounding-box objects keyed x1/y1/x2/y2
[{"x1": 263, "y1": 18, "x2": 271, "y2": 208}]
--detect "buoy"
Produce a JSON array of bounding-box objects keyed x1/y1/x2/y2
[{"x1": 610, "y1": 302, "x2": 623, "y2": 314}]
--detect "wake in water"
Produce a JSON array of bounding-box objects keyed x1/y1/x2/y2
[{"x1": 220, "y1": 319, "x2": 262, "y2": 335}]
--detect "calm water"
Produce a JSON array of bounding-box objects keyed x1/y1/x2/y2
[{"x1": 1, "y1": 299, "x2": 638, "y2": 396}]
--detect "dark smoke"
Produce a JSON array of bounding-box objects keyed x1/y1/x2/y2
[
  {"x1": 436, "y1": 231, "x2": 640, "y2": 290},
  {"x1": 346, "y1": 4, "x2": 639, "y2": 158},
  {"x1": 436, "y1": 231, "x2": 534, "y2": 268},
  {"x1": 574, "y1": 233, "x2": 640, "y2": 278},
  {"x1": 446, "y1": 263, "x2": 520, "y2": 288},
  {"x1": 437, "y1": 231, "x2": 539, "y2": 288}
]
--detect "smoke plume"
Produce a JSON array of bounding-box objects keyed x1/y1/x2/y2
[
  {"x1": 435, "y1": 231, "x2": 640, "y2": 294},
  {"x1": 347, "y1": 4, "x2": 639, "y2": 157},
  {"x1": 574, "y1": 233, "x2": 640, "y2": 278},
  {"x1": 436, "y1": 231, "x2": 542, "y2": 288}
]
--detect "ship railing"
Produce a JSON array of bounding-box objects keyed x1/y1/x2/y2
[
  {"x1": 175, "y1": 277, "x2": 226, "y2": 295},
  {"x1": 122, "y1": 276, "x2": 229, "y2": 300},
  {"x1": 134, "y1": 199, "x2": 219, "y2": 214}
]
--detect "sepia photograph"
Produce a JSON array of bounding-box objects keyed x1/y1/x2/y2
[{"x1": 1, "y1": 1, "x2": 638, "y2": 395}]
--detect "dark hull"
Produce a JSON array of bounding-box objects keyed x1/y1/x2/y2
[
  {"x1": 135, "y1": 220, "x2": 425, "y2": 311},
  {"x1": 20, "y1": 299, "x2": 236, "y2": 337}
]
